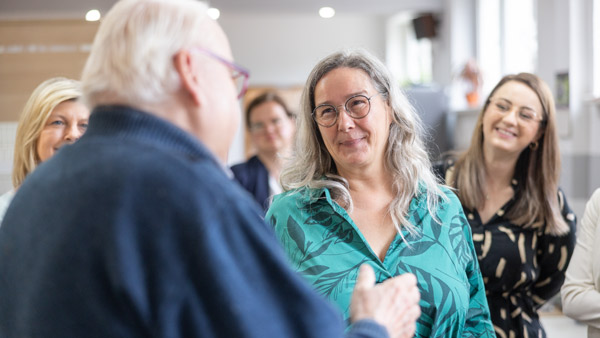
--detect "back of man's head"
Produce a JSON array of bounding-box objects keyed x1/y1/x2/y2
[{"x1": 81, "y1": 0, "x2": 210, "y2": 109}]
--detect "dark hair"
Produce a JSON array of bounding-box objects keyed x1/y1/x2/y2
[{"x1": 245, "y1": 92, "x2": 294, "y2": 129}]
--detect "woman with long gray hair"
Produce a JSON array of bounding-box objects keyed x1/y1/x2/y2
[{"x1": 266, "y1": 49, "x2": 494, "y2": 337}]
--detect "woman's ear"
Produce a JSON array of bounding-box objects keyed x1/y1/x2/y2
[
  {"x1": 385, "y1": 100, "x2": 394, "y2": 125},
  {"x1": 534, "y1": 124, "x2": 545, "y2": 142},
  {"x1": 173, "y1": 50, "x2": 203, "y2": 106}
]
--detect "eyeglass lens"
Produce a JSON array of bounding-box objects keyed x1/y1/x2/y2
[
  {"x1": 313, "y1": 94, "x2": 372, "y2": 127},
  {"x1": 491, "y1": 100, "x2": 540, "y2": 122}
]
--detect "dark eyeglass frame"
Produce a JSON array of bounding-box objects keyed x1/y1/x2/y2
[
  {"x1": 312, "y1": 93, "x2": 380, "y2": 127},
  {"x1": 189, "y1": 47, "x2": 250, "y2": 99}
]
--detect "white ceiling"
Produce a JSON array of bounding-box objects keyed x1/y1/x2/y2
[
  {"x1": 207, "y1": 0, "x2": 442, "y2": 14},
  {"x1": 0, "y1": 0, "x2": 442, "y2": 19}
]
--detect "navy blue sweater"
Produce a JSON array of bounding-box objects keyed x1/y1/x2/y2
[
  {"x1": 231, "y1": 155, "x2": 271, "y2": 213},
  {"x1": 0, "y1": 106, "x2": 387, "y2": 338}
]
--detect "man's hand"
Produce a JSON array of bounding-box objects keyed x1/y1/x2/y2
[{"x1": 350, "y1": 264, "x2": 421, "y2": 338}]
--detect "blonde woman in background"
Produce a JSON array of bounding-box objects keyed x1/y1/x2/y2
[{"x1": 0, "y1": 77, "x2": 89, "y2": 223}]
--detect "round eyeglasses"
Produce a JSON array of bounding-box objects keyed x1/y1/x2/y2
[{"x1": 312, "y1": 93, "x2": 380, "y2": 127}]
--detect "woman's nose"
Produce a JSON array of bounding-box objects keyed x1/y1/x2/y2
[
  {"x1": 64, "y1": 124, "x2": 83, "y2": 142},
  {"x1": 337, "y1": 107, "x2": 355, "y2": 131},
  {"x1": 264, "y1": 123, "x2": 277, "y2": 134},
  {"x1": 502, "y1": 109, "x2": 519, "y2": 125}
]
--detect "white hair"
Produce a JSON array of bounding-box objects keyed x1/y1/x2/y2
[
  {"x1": 81, "y1": 0, "x2": 209, "y2": 108},
  {"x1": 281, "y1": 49, "x2": 446, "y2": 236}
]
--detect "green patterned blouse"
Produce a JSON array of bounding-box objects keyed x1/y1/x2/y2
[{"x1": 266, "y1": 185, "x2": 495, "y2": 338}]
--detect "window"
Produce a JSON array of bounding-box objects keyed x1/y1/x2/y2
[
  {"x1": 386, "y1": 12, "x2": 433, "y2": 86},
  {"x1": 594, "y1": 0, "x2": 600, "y2": 97},
  {"x1": 477, "y1": 0, "x2": 537, "y2": 94}
]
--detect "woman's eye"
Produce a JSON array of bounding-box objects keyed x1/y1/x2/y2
[
  {"x1": 350, "y1": 98, "x2": 367, "y2": 107},
  {"x1": 320, "y1": 108, "x2": 335, "y2": 116},
  {"x1": 519, "y1": 112, "x2": 534, "y2": 120},
  {"x1": 496, "y1": 103, "x2": 509, "y2": 111},
  {"x1": 50, "y1": 120, "x2": 64, "y2": 126}
]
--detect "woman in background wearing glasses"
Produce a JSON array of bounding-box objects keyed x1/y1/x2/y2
[
  {"x1": 266, "y1": 49, "x2": 495, "y2": 337},
  {"x1": 231, "y1": 92, "x2": 295, "y2": 213},
  {"x1": 435, "y1": 73, "x2": 577, "y2": 338}
]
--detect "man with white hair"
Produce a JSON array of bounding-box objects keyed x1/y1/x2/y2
[{"x1": 0, "y1": 0, "x2": 420, "y2": 337}]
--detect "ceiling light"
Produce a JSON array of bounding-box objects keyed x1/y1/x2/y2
[
  {"x1": 85, "y1": 9, "x2": 101, "y2": 21},
  {"x1": 207, "y1": 8, "x2": 220, "y2": 20},
  {"x1": 319, "y1": 7, "x2": 335, "y2": 19}
]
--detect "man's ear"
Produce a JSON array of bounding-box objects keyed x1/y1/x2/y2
[{"x1": 174, "y1": 50, "x2": 203, "y2": 106}]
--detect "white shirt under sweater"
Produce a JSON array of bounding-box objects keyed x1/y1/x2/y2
[{"x1": 0, "y1": 189, "x2": 15, "y2": 226}]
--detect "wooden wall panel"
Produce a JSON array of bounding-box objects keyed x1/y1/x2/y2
[{"x1": 0, "y1": 20, "x2": 99, "y2": 121}]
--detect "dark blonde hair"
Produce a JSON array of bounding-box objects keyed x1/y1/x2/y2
[
  {"x1": 245, "y1": 92, "x2": 294, "y2": 129},
  {"x1": 12, "y1": 77, "x2": 82, "y2": 188},
  {"x1": 450, "y1": 73, "x2": 568, "y2": 235}
]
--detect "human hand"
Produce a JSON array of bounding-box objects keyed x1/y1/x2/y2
[{"x1": 349, "y1": 264, "x2": 421, "y2": 338}]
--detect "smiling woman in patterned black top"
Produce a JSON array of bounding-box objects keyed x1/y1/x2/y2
[{"x1": 436, "y1": 73, "x2": 577, "y2": 338}]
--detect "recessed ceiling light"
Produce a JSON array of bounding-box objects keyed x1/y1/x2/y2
[
  {"x1": 85, "y1": 9, "x2": 101, "y2": 21},
  {"x1": 207, "y1": 7, "x2": 220, "y2": 20},
  {"x1": 319, "y1": 7, "x2": 335, "y2": 19}
]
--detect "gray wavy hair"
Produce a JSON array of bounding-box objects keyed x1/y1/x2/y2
[{"x1": 280, "y1": 48, "x2": 445, "y2": 236}]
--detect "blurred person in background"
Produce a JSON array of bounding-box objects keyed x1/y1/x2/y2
[
  {"x1": 0, "y1": 77, "x2": 88, "y2": 224},
  {"x1": 231, "y1": 92, "x2": 295, "y2": 213}
]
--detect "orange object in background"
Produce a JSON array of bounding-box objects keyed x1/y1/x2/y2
[
  {"x1": 460, "y1": 59, "x2": 482, "y2": 108},
  {"x1": 466, "y1": 91, "x2": 479, "y2": 107}
]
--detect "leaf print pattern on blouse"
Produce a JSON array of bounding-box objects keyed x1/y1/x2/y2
[
  {"x1": 267, "y1": 186, "x2": 495, "y2": 337},
  {"x1": 314, "y1": 260, "x2": 368, "y2": 300}
]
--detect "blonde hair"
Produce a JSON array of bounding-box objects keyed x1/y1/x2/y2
[
  {"x1": 12, "y1": 77, "x2": 82, "y2": 188},
  {"x1": 81, "y1": 0, "x2": 209, "y2": 108},
  {"x1": 450, "y1": 73, "x2": 568, "y2": 235},
  {"x1": 280, "y1": 49, "x2": 444, "y2": 236}
]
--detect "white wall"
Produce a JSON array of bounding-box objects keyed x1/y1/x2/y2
[
  {"x1": 219, "y1": 13, "x2": 387, "y2": 87},
  {"x1": 0, "y1": 123, "x2": 17, "y2": 193},
  {"x1": 536, "y1": 0, "x2": 598, "y2": 217},
  {"x1": 443, "y1": 0, "x2": 476, "y2": 85},
  {"x1": 218, "y1": 13, "x2": 388, "y2": 164}
]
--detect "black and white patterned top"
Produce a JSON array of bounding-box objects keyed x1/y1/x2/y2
[{"x1": 435, "y1": 162, "x2": 577, "y2": 338}]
